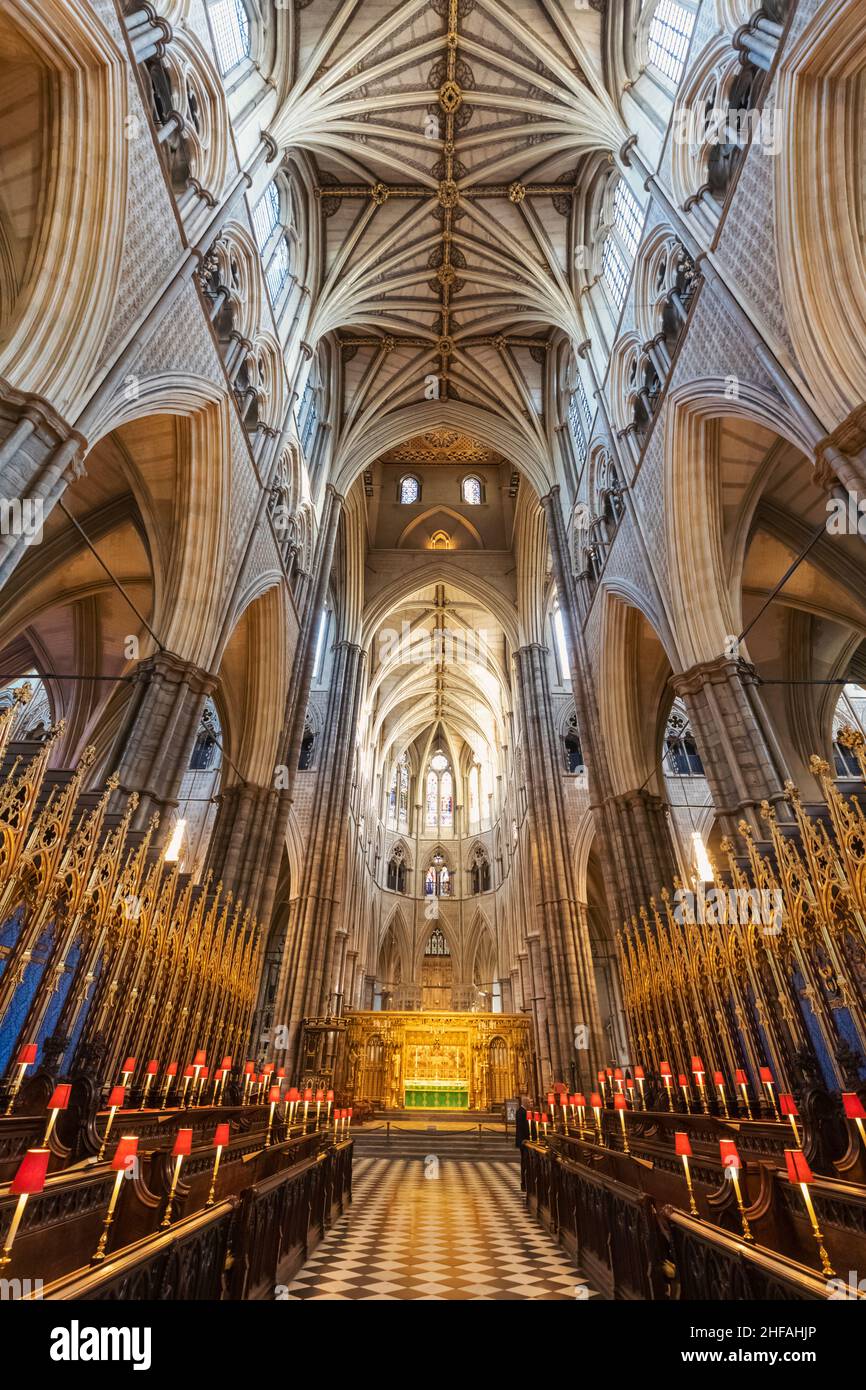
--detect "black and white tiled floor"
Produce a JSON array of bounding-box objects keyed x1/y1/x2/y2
[{"x1": 286, "y1": 1156, "x2": 601, "y2": 1300}]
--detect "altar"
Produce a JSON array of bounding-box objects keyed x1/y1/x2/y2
[{"x1": 339, "y1": 1010, "x2": 532, "y2": 1111}]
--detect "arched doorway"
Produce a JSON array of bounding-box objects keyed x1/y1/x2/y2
[{"x1": 421, "y1": 926, "x2": 452, "y2": 1010}]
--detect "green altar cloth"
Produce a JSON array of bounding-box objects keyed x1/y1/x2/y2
[{"x1": 404, "y1": 1083, "x2": 469, "y2": 1109}]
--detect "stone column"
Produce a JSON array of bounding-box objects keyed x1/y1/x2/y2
[
  {"x1": 108, "y1": 650, "x2": 216, "y2": 827},
  {"x1": 672, "y1": 654, "x2": 790, "y2": 840},
  {"x1": 204, "y1": 780, "x2": 283, "y2": 915},
  {"x1": 515, "y1": 642, "x2": 605, "y2": 1084},
  {"x1": 272, "y1": 639, "x2": 366, "y2": 1068},
  {"x1": 609, "y1": 787, "x2": 680, "y2": 907}
]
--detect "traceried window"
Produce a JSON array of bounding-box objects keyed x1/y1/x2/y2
[
  {"x1": 425, "y1": 926, "x2": 450, "y2": 954},
  {"x1": 647, "y1": 1, "x2": 696, "y2": 85},
  {"x1": 210, "y1": 0, "x2": 252, "y2": 76},
  {"x1": 551, "y1": 598, "x2": 571, "y2": 683},
  {"x1": 425, "y1": 857, "x2": 451, "y2": 898},
  {"x1": 601, "y1": 179, "x2": 645, "y2": 311},
  {"x1": 468, "y1": 764, "x2": 480, "y2": 826},
  {"x1": 568, "y1": 393, "x2": 588, "y2": 468},
  {"x1": 253, "y1": 182, "x2": 293, "y2": 307},
  {"x1": 564, "y1": 713, "x2": 584, "y2": 774},
  {"x1": 399, "y1": 475, "x2": 420, "y2": 504},
  {"x1": 430, "y1": 530, "x2": 450, "y2": 549},
  {"x1": 387, "y1": 754, "x2": 410, "y2": 830},
  {"x1": 425, "y1": 751, "x2": 454, "y2": 831},
  {"x1": 664, "y1": 707, "x2": 705, "y2": 776},
  {"x1": 461, "y1": 476, "x2": 483, "y2": 505}
]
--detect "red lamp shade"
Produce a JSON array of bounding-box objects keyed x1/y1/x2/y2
[
  {"x1": 597, "y1": 1070, "x2": 605, "y2": 1082},
  {"x1": 613, "y1": 1094, "x2": 627, "y2": 1111},
  {"x1": 719, "y1": 1139, "x2": 741, "y2": 1170},
  {"x1": 626, "y1": 1078, "x2": 635, "y2": 1090},
  {"x1": 674, "y1": 1132, "x2": 692, "y2": 1157},
  {"x1": 575, "y1": 1094, "x2": 586, "y2": 1107},
  {"x1": 111, "y1": 1135, "x2": 138, "y2": 1171},
  {"x1": 713, "y1": 1071, "x2": 725, "y2": 1086},
  {"x1": 192, "y1": 1051, "x2": 207, "y2": 1067},
  {"x1": 533, "y1": 1112, "x2": 541, "y2": 1122},
  {"x1": 546, "y1": 1093, "x2": 555, "y2": 1104},
  {"x1": 315, "y1": 1089, "x2": 325, "y2": 1102},
  {"x1": 214, "y1": 1070, "x2": 224, "y2": 1083},
  {"x1": 166, "y1": 1061, "x2": 178, "y2": 1077},
  {"x1": 47, "y1": 1084, "x2": 71, "y2": 1111},
  {"x1": 590, "y1": 1093, "x2": 602, "y2": 1109},
  {"x1": 258, "y1": 1072, "x2": 267, "y2": 1084},
  {"x1": 146, "y1": 1060, "x2": 159, "y2": 1076},
  {"x1": 303, "y1": 1088, "x2": 313, "y2": 1102},
  {"x1": 735, "y1": 1069, "x2": 748, "y2": 1086},
  {"x1": 121, "y1": 1057, "x2": 136, "y2": 1074},
  {"x1": 660, "y1": 1061, "x2": 672, "y2": 1077},
  {"x1": 220, "y1": 1057, "x2": 232, "y2": 1071},
  {"x1": 276, "y1": 1068, "x2": 285, "y2": 1079},
  {"x1": 172, "y1": 1128, "x2": 193, "y2": 1157},
  {"x1": 326, "y1": 1090, "x2": 334, "y2": 1102},
  {"x1": 779, "y1": 1093, "x2": 798, "y2": 1117},
  {"x1": 614, "y1": 1068, "x2": 624, "y2": 1081},
  {"x1": 183, "y1": 1065, "x2": 195, "y2": 1079},
  {"x1": 634, "y1": 1066, "x2": 645, "y2": 1080},
  {"x1": 213, "y1": 1123, "x2": 230, "y2": 1147},
  {"x1": 11, "y1": 1147, "x2": 50, "y2": 1195},
  {"x1": 243, "y1": 1061, "x2": 255, "y2": 1075},
  {"x1": 16, "y1": 1043, "x2": 37, "y2": 1066},
  {"x1": 541, "y1": 1113, "x2": 549, "y2": 1124},
  {"x1": 606, "y1": 1068, "x2": 613, "y2": 1077},
  {"x1": 268, "y1": 1085, "x2": 281, "y2": 1103},
  {"x1": 843, "y1": 1092, "x2": 866, "y2": 1120},
  {"x1": 759, "y1": 1066, "x2": 774, "y2": 1084},
  {"x1": 691, "y1": 1056, "x2": 704, "y2": 1074},
  {"x1": 107, "y1": 1085, "x2": 125, "y2": 1109},
  {"x1": 348, "y1": 1108, "x2": 353, "y2": 1117},
  {"x1": 785, "y1": 1148, "x2": 813, "y2": 1185},
  {"x1": 678, "y1": 1074, "x2": 689, "y2": 1088}
]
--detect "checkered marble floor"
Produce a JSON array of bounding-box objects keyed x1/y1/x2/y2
[{"x1": 285, "y1": 1156, "x2": 601, "y2": 1300}]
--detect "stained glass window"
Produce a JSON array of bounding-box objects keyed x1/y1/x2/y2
[
  {"x1": 462, "y1": 476, "x2": 482, "y2": 504},
  {"x1": 400, "y1": 475, "x2": 420, "y2": 504},
  {"x1": 426, "y1": 752, "x2": 454, "y2": 831}
]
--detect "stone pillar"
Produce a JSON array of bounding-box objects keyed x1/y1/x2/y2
[
  {"x1": 205, "y1": 780, "x2": 283, "y2": 915},
  {"x1": 108, "y1": 650, "x2": 216, "y2": 827},
  {"x1": 672, "y1": 654, "x2": 790, "y2": 840},
  {"x1": 515, "y1": 642, "x2": 605, "y2": 1084},
  {"x1": 609, "y1": 787, "x2": 680, "y2": 907},
  {"x1": 249, "y1": 487, "x2": 344, "y2": 935},
  {"x1": 272, "y1": 639, "x2": 366, "y2": 1068}
]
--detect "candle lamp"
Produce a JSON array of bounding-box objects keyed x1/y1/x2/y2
[
  {"x1": 842, "y1": 1092, "x2": 866, "y2": 1150},
  {"x1": 93, "y1": 1136, "x2": 138, "y2": 1264},
  {"x1": 140, "y1": 1060, "x2": 159, "y2": 1110},
  {"x1": 120, "y1": 1057, "x2": 136, "y2": 1089},
  {"x1": 242, "y1": 1061, "x2": 255, "y2": 1105},
  {"x1": 178, "y1": 1065, "x2": 194, "y2": 1109},
  {"x1": 303, "y1": 1087, "x2": 313, "y2": 1129},
  {"x1": 759, "y1": 1066, "x2": 779, "y2": 1120},
  {"x1": 613, "y1": 1093, "x2": 630, "y2": 1153},
  {"x1": 634, "y1": 1066, "x2": 646, "y2": 1109},
  {"x1": 596, "y1": 1070, "x2": 607, "y2": 1104},
  {"x1": 678, "y1": 1073, "x2": 692, "y2": 1112},
  {"x1": 161, "y1": 1128, "x2": 193, "y2": 1228},
  {"x1": 590, "y1": 1092, "x2": 603, "y2": 1144},
  {"x1": 4, "y1": 1042, "x2": 37, "y2": 1115},
  {"x1": 675, "y1": 1132, "x2": 698, "y2": 1215},
  {"x1": 42, "y1": 1084, "x2": 71, "y2": 1146},
  {"x1": 191, "y1": 1050, "x2": 207, "y2": 1089},
  {"x1": 626, "y1": 1078, "x2": 636, "y2": 1109},
  {"x1": 719, "y1": 1139, "x2": 753, "y2": 1242},
  {"x1": 207, "y1": 1123, "x2": 230, "y2": 1206},
  {"x1": 326, "y1": 1089, "x2": 334, "y2": 1121},
  {"x1": 574, "y1": 1093, "x2": 586, "y2": 1134},
  {"x1": 0, "y1": 1148, "x2": 49, "y2": 1267},
  {"x1": 541, "y1": 1112, "x2": 549, "y2": 1139},
  {"x1": 315, "y1": 1088, "x2": 325, "y2": 1127},
  {"x1": 194, "y1": 1067, "x2": 209, "y2": 1107},
  {"x1": 691, "y1": 1056, "x2": 709, "y2": 1113},
  {"x1": 779, "y1": 1093, "x2": 800, "y2": 1147},
  {"x1": 98, "y1": 1085, "x2": 126, "y2": 1161},
  {"x1": 347, "y1": 1107, "x2": 353, "y2": 1137},
  {"x1": 735, "y1": 1068, "x2": 753, "y2": 1119},
  {"x1": 287, "y1": 1086, "x2": 300, "y2": 1126},
  {"x1": 215, "y1": 1057, "x2": 232, "y2": 1105},
  {"x1": 659, "y1": 1062, "x2": 673, "y2": 1110},
  {"x1": 785, "y1": 1149, "x2": 834, "y2": 1277},
  {"x1": 613, "y1": 1067, "x2": 624, "y2": 1095},
  {"x1": 160, "y1": 1061, "x2": 178, "y2": 1108},
  {"x1": 713, "y1": 1070, "x2": 729, "y2": 1118},
  {"x1": 265, "y1": 1084, "x2": 281, "y2": 1147}
]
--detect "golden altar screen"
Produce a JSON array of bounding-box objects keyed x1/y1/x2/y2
[{"x1": 343, "y1": 1011, "x2": 532, "y2": 1111}]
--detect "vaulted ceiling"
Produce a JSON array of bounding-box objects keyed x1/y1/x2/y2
[{"x1": 271, "y1": 0, "x2": 627, "y2": 455}]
